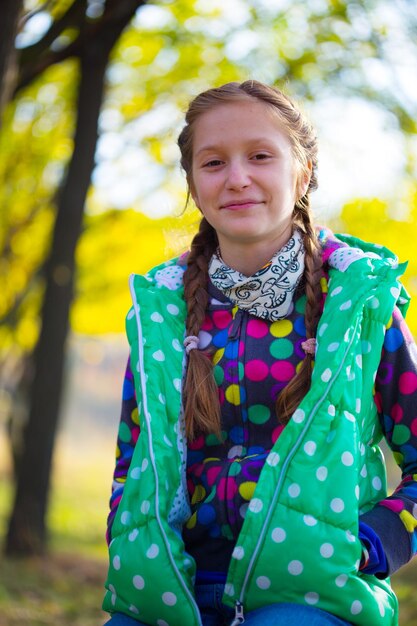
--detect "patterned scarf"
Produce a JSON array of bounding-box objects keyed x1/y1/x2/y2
[{"x1": 208, "y1": 230, "x2": 305, "y2": 321}]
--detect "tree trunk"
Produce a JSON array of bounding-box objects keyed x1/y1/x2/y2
[
  {"x1": 0, "y1": 0, "x2": 23, "y2": 122},
  {"x1": 5, "y1": 43, "x2": 110, "y2": 556},
  {"x1": 5, "y1": 0, "x2": 145, "y2": 557}
]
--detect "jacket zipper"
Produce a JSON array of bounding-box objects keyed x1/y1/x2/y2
[
  {"x1": 130, "y1": 276, "x2": 203, "y2": 626},
  {"x1": 234, "y1": 317, "x2": 361, "y2": 611}
]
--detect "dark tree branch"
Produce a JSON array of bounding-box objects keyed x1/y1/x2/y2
[{"x1": 16, "y1": 0, "x2": 144, "y2": 94}]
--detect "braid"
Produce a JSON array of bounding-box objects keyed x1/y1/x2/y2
[
  {"x1": 276, "y1": 199, "x2": 323, "y2": 424},
  {"x1": 183, "y1": 218, "x2": 220, "y2": 440}
]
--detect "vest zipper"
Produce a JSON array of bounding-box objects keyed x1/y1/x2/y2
[
  {"x1": 129, "y1": 277, "x2": 203, "y2": 626},
  {"x1": 229, "y1": 600, "x2": 245, "y2": 625},
  {"x1": 234, "y1": 316, "x2": 361, "y2": 611}
]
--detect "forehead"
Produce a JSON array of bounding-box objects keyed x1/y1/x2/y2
[{"x1": 192, "y1": 99, "x2": 290, "y2": 152}]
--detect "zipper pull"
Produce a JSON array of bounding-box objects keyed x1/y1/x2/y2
[{"x1": 229, "y1": 600, "x2": 245, "y2": 625}]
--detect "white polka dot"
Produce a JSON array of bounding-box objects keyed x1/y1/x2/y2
[
  {"x1": 320, "y1": 543, "x2": 334, "y2": 558},
  {"x1": 303, "y1": 515, "x2": 318, "y2": 526},
  {"x1": 129, "y1": 605, "x2": 139, "y2": 614},
  {"x1": 256, "y1": 576, "x2": 271, "y2": 589},
  {"x1": 162, "y1": 592, "x2": 177, "y2": 606},
  {"x1": 249, "y1": 498, "x2": 263, "y2": 513},
  {"x1": 141, "y1": 458, "x2": 148, "y2": 472},
  {"x1": 316, "y1": 466, "x2": 328, "y2": 481},
  {"x1": 129, "y1": 529, "x2": 139, "y2": 542},
  {"x1": 130, "y1": 467, "x2": 141, "y2": 479},
  {"x1": 133, "y1": 575, "x2": 145, "y2": 590},
  {"x1": 330, "y1": 286, "x2": 343, "y2": 297},
  {"x1": 121, "y1": 511, "x2": 131, "y2": 525},
  {"x1": 346, "y1": 530, "x2": 355, "y2": 543},
  {"x1": 355, "y1": 354, "x2": 362, "y2": 369},
  {"x1": 141, "y1": 500, "x2": 150, "y2": 514},
  {"x1": 372, "y1": 476, "x2": 382, "y2": 490},
  {"x1": 232, "y1": 546, "x2": 245, "y2": 560},
  {"x1": 164, "y1": 434, "x2": 173, "y2": 447},
  {"x1": 351, "y1": 600, "x2": 363, "y2": 615},
  {"x1": 343, "y1": 411, "x2": 355, "y2": 422},
  {"x1": 292, "y1": 409, "x2": 305, "y2": 423},
  {"x1": 359, "y1": 443, "x2": 365, "y2": 455},
  {"x1": 113, "y1": 555, "x2": 121, "y2": 570},
  {"x1": 335, "y1": 574, "x2": 348, "y2": 587},
  {"x1": 346, "y1": 365, "x2": 355, "y2": 381},
  {"x1": 225, "y1": 583, "x2": 235, "y2": 596},
  {"x1": 328, "y1": 404, "x2": 336, "y2": 416},
  {"x1": 390, "y1": 286, "x2": 400, "y2": 299},
  {"x1": 288, "y1": 483, "x2": 300, "y2": 498},
  {"x1": 127, "y1": 309, "x2": 135, "y2": 320},
  {"x1": 318, "y1": 322, "x2": 328, "y2": 337},
  {"x1": 288, "y1": 560, "x2": 303, "y2": 575},
  {"x1": 341, "y1": 451, "x2": 354, "y2": 466},
  {"x1": 368, "y1": 297, "x2": 380, "y2": 309},
  {"x1": 272, "y1": 527, "x2": 286, "y2": 543},
  {"x1": 172, "y1": 338, "x2": 182, "y2": 352},
  {"x1": 267, "y1": 451, "x2": 280, "y2": 466},
  {"x1": 356, "y1": 397, "x2": 361, "y2": 412},
  {"x1": 304, "y1": 441, "x2": 317, "y2": 456},
  {"x1": 355, "y1": 485, "x2": 360, "y2": 500},
  {"x1": 173, "y1": 378, "x2": 182, "y2": 392},
  {"x1": 331, "y1": 498, "x2": 345, "y2": 513},
  {"x1": 360, "y1": 464, "x2": 367, "y2": 478},
  {"x1": 305, "y1": 592, "x2": 319, "y2": 605},
  {"x1": 153, "y1": 350, "x2": 165, "y2": 361},
  {"x1": 151, "y1": 312, "x2": 164, "y2": 323},
  {"x1": 146, "y1": 544, "x2": 159, "y2": 559},
  {"x1": 340, "y1": 300, "x2": 352, "y2": 311},
  {"x1": 228, "y1": 445, "x2": 244, "y2": 459},
  {"x1": 158, "y1": 393, "x2": 166, "y2": 405},
  {"x1": 321, "y1": 368, "x2": 332, "y2": 382},
  {"x1": 157, "y1": 620, "x2": 169, "y2": 626},
  {"x1": 328, "y1": 342, "x2": 339, "y2": 352},
  {"x1": 167, "y1": 304, "x2": 179, "y2": 315}
]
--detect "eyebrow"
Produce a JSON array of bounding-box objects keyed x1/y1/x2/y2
[{"x1": 194, "y1": 137, "x2": 278, "y2": 158}]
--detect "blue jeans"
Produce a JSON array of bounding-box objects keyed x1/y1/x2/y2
[{"x1": 105, "y1": 583, "x2": 352, "y2": 626}]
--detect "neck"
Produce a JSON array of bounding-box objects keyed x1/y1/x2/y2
[{"x1": 218, "y1": 229, "x2": 293, "y2": 276}]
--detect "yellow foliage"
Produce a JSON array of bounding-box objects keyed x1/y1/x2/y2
[
  {"x1": 72, "y1": 208, "x2": 200, "y2": 334},
  {"x1": 330, "y1": 191, "x2": 417, "y2": 337}
]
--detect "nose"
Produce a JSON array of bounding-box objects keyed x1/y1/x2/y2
[{"x1": 226, "y1": 160, "x2": 251, "y2": 190}]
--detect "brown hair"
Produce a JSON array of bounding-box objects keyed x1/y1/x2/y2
[{"x1": 178, "y1": 80, "x2": 322, "y2": 440}]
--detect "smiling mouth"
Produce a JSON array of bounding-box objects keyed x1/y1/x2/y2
[{"x1": 220, "y1": 200, "x2": 262, "y2": 210}]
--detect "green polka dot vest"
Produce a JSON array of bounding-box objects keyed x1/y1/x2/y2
[{"x1": 103, "y1": 236, "x2": 409, "y2": 626}]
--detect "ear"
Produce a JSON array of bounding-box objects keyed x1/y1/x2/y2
[
  {"x1": 298, "y1": 159, "x2": 312, "y2": 199},
  {"x1": 189, "y1": 180, "x2": 201, "y2": 210}
]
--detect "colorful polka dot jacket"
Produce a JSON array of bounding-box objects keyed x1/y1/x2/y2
[{"x1": 103, "y1": 230, "x2": 417, "y2": 626}]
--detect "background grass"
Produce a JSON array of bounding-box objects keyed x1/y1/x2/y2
[{"x1": 0, "y1": 433, "x2": 416, "y2": 626}]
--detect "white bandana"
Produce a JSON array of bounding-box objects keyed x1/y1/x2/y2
[{"x1": 208, "y1": 230, "x2": 305, "y2": 321}]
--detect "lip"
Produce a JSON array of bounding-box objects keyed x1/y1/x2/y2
[{"x1": 220, "y1": 200, "x2": 263, "y2": 210}]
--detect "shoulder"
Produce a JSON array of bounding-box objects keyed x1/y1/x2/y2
[{"x1": 134, "y1": 252, "x2": 189, "y2": 291}]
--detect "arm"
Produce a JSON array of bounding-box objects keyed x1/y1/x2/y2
[
  {"x1": 106, "y1": 355, "x2": 140, "y2": 544},
  {"x1": 359, "y1": 306, "x2": 417, "y2": 577}
]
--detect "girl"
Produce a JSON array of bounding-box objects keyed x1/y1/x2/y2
[{"x1": 103, "y1": 81, "x2": 417, "y2": 626}]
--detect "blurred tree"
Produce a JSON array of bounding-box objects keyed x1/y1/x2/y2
[
  {"x1": 4, "y1": 0, "x2": 146, "y2": 556},
  {"x1": 0, "y1": 0, "x2": 23, "y2": 122}
]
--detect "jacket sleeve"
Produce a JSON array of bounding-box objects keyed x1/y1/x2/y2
[
  {"x1": 359, "y1": 306, "x2": 417, "y2": 577},
  {"x1": 106, "y1": 355, "x2": 140, "y2": 545}
]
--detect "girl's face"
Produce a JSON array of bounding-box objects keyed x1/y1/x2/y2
[{"x1": 190, "y1": 99, "x2": 309, "y2": 262}]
